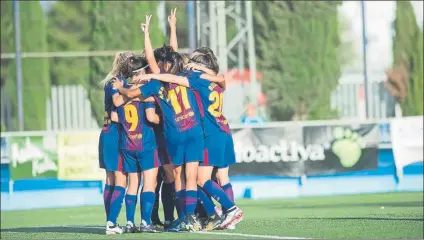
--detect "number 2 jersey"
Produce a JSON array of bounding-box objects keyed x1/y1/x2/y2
[
  {"x1": 185, "y1": 70, "x2": 230, "y2": 137},
  {"x1": 139, "y1": 78, "x2": 203, "y2": 141},
  {"x1": 117, "y1": 101, "x2": 157, "y2": 152}
]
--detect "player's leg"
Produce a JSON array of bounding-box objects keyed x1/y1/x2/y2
[
  {"x1": 198, "y1": 133, "x2": 243, "y2": 229},
  {"x1": 183, "y1": 135, "x2": 204, "y2": 232},
  {"x1": 161, "y1": 163, "x2": 176, "y2": 228},
  {"x1": 103, "y1": 171, "x2": 115, "y2": 220},
  {"x1": 151, "y1": 168, "x2": 163, "y2": 227},
  {"x1": 139, "y1": 149, "x2": 161, "y2": 233},
  {"x1": 99, "y1": 131, "x2": 116, "y2": 222},
  {"x1": 106, "y1": 169, "x2": 127, "y2": 235},
  {"x1": 123, "y1": 171, "x2": 140, "y2": 233}
]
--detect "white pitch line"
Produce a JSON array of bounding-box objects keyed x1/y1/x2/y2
[
  {"x1": 4, "y1": 225, "x2": 308, "y2": 239},
  {"x1": 194, "y1": 231, "x2": 308, "y2": 239}
]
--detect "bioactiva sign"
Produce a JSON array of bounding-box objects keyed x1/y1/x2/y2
[{"x1": 234, "y1": 140, "x2": 329, "y2": 163}]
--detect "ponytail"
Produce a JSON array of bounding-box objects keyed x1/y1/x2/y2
[{"x1": 100, "y1": 51, "x2": 135, "y2": 86}]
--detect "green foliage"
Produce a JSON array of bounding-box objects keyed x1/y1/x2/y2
[
  {"x1": 254, "y1": 1, "x2": 342, "y2": 120},
  {"x1": 2, "y1": 1, "x2": 50, "y2": 131},
  {"x1": 392, "y1": 1, "x2": 423, "y2": 116},
  {"x1": 88, "y1": 1, "x2": 165, "y2": 124},
  {"x1": 47, "y1": 1, "x2": 91, "y2": 86}
]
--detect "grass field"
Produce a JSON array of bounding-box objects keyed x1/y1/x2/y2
[{"x1": 1, "y1": 192, "x2": 423, "y2": 239}]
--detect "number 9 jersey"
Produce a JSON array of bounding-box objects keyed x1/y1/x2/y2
[{"x1": 117, "y1": 101, "x2": 160, "y2": 173}]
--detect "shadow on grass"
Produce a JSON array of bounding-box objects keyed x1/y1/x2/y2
[
  {"x1": 286, "y1": 217, "x2": 424, "y2": 221},
  {"x1": 2, "y1": 225, "x2": 104, "y2": 235}
]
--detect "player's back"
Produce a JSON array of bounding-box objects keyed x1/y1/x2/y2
[
  {"x1": 117, "y1": 101, "x2": 156, "y2": 152},
  {"x1": 102, "y1": 76, "x2": 124, "y2": 130},
  {"x1": 147, "y1": 80, "x2": 204, "y2": 143},
  {"x1": 185, "y1": 70, "x2": 230, "y2": 136}
]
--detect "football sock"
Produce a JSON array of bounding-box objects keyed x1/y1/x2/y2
[
  {"x1": 107, "y1": 186, "x2": 125, "y2": 224},
  {"x1": 222, "y1": 183, "x2": 235, "y2": 212},
  {"x1": 161, "y1": 182, "x2": 175, "y2": 222},
  {"x1": 125, "y1": 194, "x2": 137, "y2": 224},
  {"x1": 151, "y1": 181, "x2": 162, "y2": 223},
  {"x1": 185, "y1": 190, "x2": 197, "y2": 215},
  {"x1": 141, "y1": 191, "x2": 156, "y2": 225},
  {"x1": 176, "y1": 190, "x2": 186, "y2": 220},
  {"x1": 203, "y1": 180, "x2": 235, "y2": 210},
  {"x1": 197, "y1": 186, "x2": 216, "y2": 216},
  {"x1": 103, "y1": 184, "x2": 114, "y2": 219}
]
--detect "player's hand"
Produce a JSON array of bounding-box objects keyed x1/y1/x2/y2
[
  {"x1": 217, "y1": 72, "x2": 225, "y2": 79},
  {"x1": 112, "y1": 78, "x2": 123, "y2": 89},
  {"x1": 141, "y1": 15, "x2": 152, "y2": 33},
  {"x1": 134, "y1": 75, "x2": 152, "y2": 84},
  {"x1": 168, "y1": 8, "x2": 177, "y2": 28}
]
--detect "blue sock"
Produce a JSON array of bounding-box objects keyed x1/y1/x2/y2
[
  {"x1": 176, "y1": 190, "x2": 186, "y2": 220},
  {"x1": 185, "y1": 190, "x2": 197, "y2": 215},
  {"x1": 197, "y1": 186, "x2": 216, "y2": 216},
  {"x1": 141, "y1": 191, "x2": 156, "y2": 225},
  {"x1": 103, "y1": 184, "x2": 114, "y2": 220},
  {"x1": 161, "y1": 182, "x2": 175, "y2": 223},
  {"x1": 107, "y1": 186, "x2": 125, "y2": 224},
  {"x1": 125, "y1": 194, "x2": 137, "y2": 224},
  {"x1": 222, "y1": 183, "x2": 235, "y2": 212},
  {"x1": 203, "y1": 180, "x2": 235, "y2": 210}
]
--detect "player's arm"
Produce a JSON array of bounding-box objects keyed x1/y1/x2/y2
[
  {"x1": 141, "y1": 73, "x2": 190, "y2": 88},
  {"x1": 141, "y1": 15, "x2": 161, "y2": 74},
  {"x1": 145, "y1": 103, "x2": 160, "y2": 124},
  {"x1": 113, "y1": 80, "x2": 145, "y2": 100},
  {"x1": 168, "y1": 8, "x2": 178, "y2": 51},
  {"x1": 186, "y1": 63, "x2": 226, "y2": 89},
  {"x1": 143, "y1": 97, "x2": 155, "y2": 102}
]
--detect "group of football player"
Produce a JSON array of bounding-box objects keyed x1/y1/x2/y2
[{"x1": 98, "y1": 8, "x2": 243, "y2": 235}]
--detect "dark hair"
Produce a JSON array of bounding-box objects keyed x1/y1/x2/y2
[
  {"x1": 193, "y1": 47, "x2": 214, "y2": 55},
  {"x1": 154, "y1": 44, "x2": 173, "y2": 62},
  {"x1": 163, "y1": 51, "x2": 184, "y2": 75},
  {"x1": 190, "y1": 52, "x2": 219, "y2": 74},
  {"x1": 121, "y1": 56, "x2": 148, "y2": 78}
]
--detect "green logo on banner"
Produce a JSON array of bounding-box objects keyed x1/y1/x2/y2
[
  {"x1": 331, "y1": 127, "x2": 365, "y2": 168},
  {"x1": 9, "y1": 136, "x2": 58, "y2": 180}
]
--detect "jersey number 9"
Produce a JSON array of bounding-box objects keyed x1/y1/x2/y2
[{"x1": 124, "y1": 104, "x2": 139, "y2": 131}]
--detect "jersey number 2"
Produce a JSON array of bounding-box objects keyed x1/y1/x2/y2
[
  {"x1": 208, "y1": 91, "x2": 224, "y2": 117},
  {"x1": 124, "y1": 104, "x2": 139, "y2": 131},
  {"x1": 168, "y1": 86, "x2": 191, "y2": 114}
]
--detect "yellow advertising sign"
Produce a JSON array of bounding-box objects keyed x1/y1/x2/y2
[{"x1": 57, "y1": 131, "x2": 104, "y2": 181}]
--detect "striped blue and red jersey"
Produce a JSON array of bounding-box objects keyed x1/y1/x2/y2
[
  {"x1": 117, "y1": 101, "x2": 157, "y2": 152},
  {"x1": 139, "y1": 77, "x2": 203, "y2": 138},
  {"x1": 185, "y1": 70, "x2": 230, "y2": 136}
]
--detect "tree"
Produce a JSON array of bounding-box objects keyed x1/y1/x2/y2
[
  {"x1": 88, "y1": 1, "x2": 165, "y2": 124},
  {"x1": 4, "y1": 1, "x2": 50, "y2": 131},
  {"x1": 254, "y1": 1, "x2": 342, "y2": 121},
  {"x1": 46, "y1": 1, "x2": 91, "y2": 86},
  {"x1": 387, "y1": 1, "x2": 423, "y2": 116}
]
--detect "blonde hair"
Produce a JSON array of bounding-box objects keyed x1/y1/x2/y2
[{"x1": 101, "y1": 51, "x2": 136, "y2": 86}]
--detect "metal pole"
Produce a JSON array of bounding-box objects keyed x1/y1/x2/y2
[
  {"x1": 208, "y1": 1, "x2": 217, "y2": 54},
  {"x1": 187, "y1": 1, "x2": 196, "y2": 52},
  {"x1": 216, "y1": 1, "x2": 227, "y2": 72},
  {"x1": 196, "y1": 0, "x2": 201, "y2": 47},
  {"x1": 361, "y1": 0, "x2": 369, "y2": 119},
  {"x1": 246, "y1": 1, "x2": 257, "y2": 106},
  {"x1": 13, "y1": 0, "x2": 24, "y2": 131}
]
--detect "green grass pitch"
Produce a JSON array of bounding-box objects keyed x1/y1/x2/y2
[{"x1": 1, "y1": 192, "x2": 423, "y2": 239}]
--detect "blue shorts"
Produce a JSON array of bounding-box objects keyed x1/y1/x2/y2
[
  {"x1": 155, "y1": 132, "x2": 172, "y2": 165},
  {"x1": 121, "y1": 149, "x2": 161, "y2": 173},
  {"x1": 202, "y1": 131, "x2": 236, "y2": 168},
  {"x1": 166, "y1": 128, "x2": 204, "y2": 166},
  {"x1": 99, "y1": 123, "x2": 123, "y2": 171}
]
